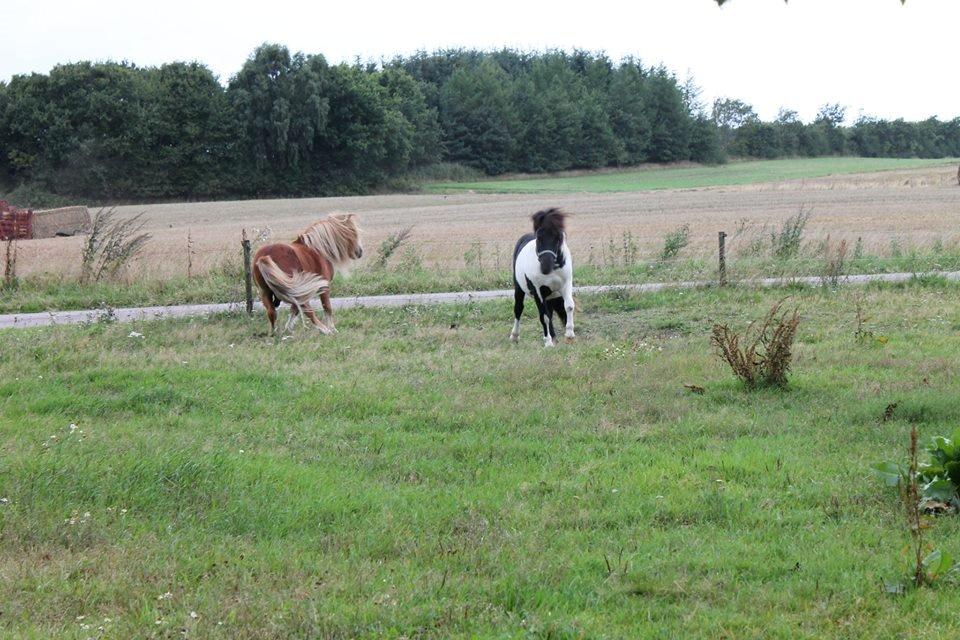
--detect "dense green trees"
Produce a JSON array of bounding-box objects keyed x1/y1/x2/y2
[
  {"x1": 0, "y1": 44, "x2": 954, "y2": 203},
  {"x1": 719, "y1": 96, "x2": 960, "y2": 161}
]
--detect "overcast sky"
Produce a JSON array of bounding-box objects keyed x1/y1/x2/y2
[{"x1": 3, "y1": 0, "x2": 956, "y2": 123}]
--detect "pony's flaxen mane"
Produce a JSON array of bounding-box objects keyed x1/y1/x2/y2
[
  {"x1": 532, "y1": 207, "x2": 566, "y2": 234},
  {"x1": 296, "y1": 213, "x2": 361, "y2": 266}
]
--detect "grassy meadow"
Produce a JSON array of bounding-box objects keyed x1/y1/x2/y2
[
  {"x1": 424, "y1": 157, "x2": 957, "y2": 194},
  {"x1": 3, "y1": 279, "x2": 960, "y2": 638},
  {"x1": 3, "y1": 241, "x2": 960, "y2": 315}
]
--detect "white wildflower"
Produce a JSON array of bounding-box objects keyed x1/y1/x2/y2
[{"x1": 128, "y1": 331, "x2": 144, "y2": 339}]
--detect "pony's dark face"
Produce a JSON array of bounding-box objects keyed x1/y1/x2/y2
[
  {"x1": 532, "y1": 208, "x2": 566, "y2": 275},
  {"x1": 535, "y1": 227, "x2": 563, "y2": 274}
]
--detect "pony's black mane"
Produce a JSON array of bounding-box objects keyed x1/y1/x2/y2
[{"x1": 532, "y1": 208, "x2": 566, "y2": 234}]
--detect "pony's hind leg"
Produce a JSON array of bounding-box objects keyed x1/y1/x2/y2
[
  {"x1": 284, "y1": 305, "x2": 300, "y2": 333},
  {"x1": 260, "y1": 291, "x2": 278, "y2": 336},
  {"x1": 551, "y1": 298, "x2": 572, "y2": 342},
  {"x1": 510, "y1": 285, "x2": 525, "y2": 342},
  {"x1": 319, "y1": 290, "x2": 337, "y2": 333},
  {"x1": 301, "y1": 301, "x2": 333, "y2": 335},
  {"x1": 538, "y1": 287, "x2": 556, "y2": 347}
]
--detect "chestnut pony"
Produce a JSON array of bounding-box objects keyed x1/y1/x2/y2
[{"x1": 253, "y1": 213, "x2": 363, "y2": 335}]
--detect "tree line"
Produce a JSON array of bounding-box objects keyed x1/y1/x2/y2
[
  {"x1": 715, "y1": 98, "x2": 960, "y2": 160},
  {"x1": 0, "y1": 45, "x2": 955, "y2": 203}
]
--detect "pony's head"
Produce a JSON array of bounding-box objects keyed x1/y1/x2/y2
[
  {"x1": 531, "y1": 208, "x2": 566, "y2": 274},
  {"x1": 297, "y1": 213, "x2": 363, "y2": 267}
]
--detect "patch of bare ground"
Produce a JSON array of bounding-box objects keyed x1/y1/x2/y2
[{"x1": 13, "y1": 165, "x2": 960, "y2": 278}]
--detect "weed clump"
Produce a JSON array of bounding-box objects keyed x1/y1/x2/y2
[
  {"x1": 711, "y1": 300, "x2": 800, "y2": 388},
  {"x1": 770, "y1": 205, "x2": 811, "y2": 259},
  {"x1": 80, "y1": 208, "x2": 151, "y2": 284},
  {"x1": 659, "y1": 224, "x2": 691, "y2": 262},
  {"x1": 374, "y1": 226, "x2": 414, "y2": 269},
  {"x1": 821, "y1": 236, "x2": 848, "y2": 287}
]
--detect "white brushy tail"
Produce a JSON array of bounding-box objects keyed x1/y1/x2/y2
[{"x1": 256, "y1": 256, "x2": 329, "y2": 316}]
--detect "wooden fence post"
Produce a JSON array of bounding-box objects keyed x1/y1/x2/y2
[
  {"x1": 242, "y1": 229, "x2": 253, "y2": 315},
  {"x1": 718, "y1": 231, "x2": 727, "y2": 286}
]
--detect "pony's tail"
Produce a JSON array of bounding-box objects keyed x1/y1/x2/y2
[{"x1": 255, "y1": 256, "x2": 329, "y2": 310}]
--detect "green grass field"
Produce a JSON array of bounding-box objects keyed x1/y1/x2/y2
[
  {"x1": 3, "y1": 280, "x2": 960, "y2": 638},
  {"x1": 424, "y1": 157, "x2": 957, "y2": 194}
]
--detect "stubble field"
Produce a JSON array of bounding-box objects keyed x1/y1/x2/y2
[{"x1": 11, "y1": 159, "x2": 960, "y2": 282}]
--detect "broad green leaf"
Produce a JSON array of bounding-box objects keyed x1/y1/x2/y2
[
  {"x1": 871, "y1": 461, "x2": 903, "y2": 486},
  {"x1": 921, "y1": 478, "x2": 957, "y2": 502},
  {"x1": 922, "y1": 549, "x2": 954, "y2": 578},
  {"x1": 945, "y1": 461, "x2": 960, "y2": 485}
]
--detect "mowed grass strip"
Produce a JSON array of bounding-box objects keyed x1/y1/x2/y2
[
  {"x1": 425, "y1": 157, "x2": 958, "y2": 193},
  {"x1": 2, "y1": 281, "x2": 960, "y2": 638}
]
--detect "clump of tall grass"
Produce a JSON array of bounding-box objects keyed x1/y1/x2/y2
[
  {"x1": 600, "y1": 231, "x2": 640, "y2": 268},
  {"x1": 80, "y1": 208, "x2": 151, "y2": 284},
  {"x1": 820, "y1": 236, "x2": 848, "y2": 287},
  {"x1": 374, "y1": 226, "x2": 414, "y2": 269},
  {"x1": 711, "y1": 300, "x2": 800, "y2": 388},
  {"x1": 770, "y1": 206, "x2": 811, "y2": 259},
  {"x1": 659, "y1": 224, "x2": 691, "y2": 262}
]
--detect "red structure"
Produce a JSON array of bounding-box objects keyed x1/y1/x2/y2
[{"x1": 0, "y1": 201, "x2": 33, "y2": 240}]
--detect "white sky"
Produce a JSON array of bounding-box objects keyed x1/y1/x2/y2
[{"x1": 2, "y1": 0, "x2": 956, "y2": 123}]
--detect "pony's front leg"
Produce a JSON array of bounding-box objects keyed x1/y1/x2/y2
[
  {"x1": 534, "y1": 296, "x2": 554, "y2": 347},
  {"x1": 562, "y1": 285, "x2": 575, "y2": 342},
  {"x1": 320, "y1": 290, "x2": 337, "y2": 334},
  {"x1": 510, "y1": 285, "x2": 525, "y2": 342}
]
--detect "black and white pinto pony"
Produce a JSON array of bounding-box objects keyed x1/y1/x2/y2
[{"x1": 511, "y1": 208, "x2": 575, "y2": 347}]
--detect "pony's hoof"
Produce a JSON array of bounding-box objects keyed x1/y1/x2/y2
[
  {"x1": 509, "y1": 333, "x2": 519, "y2": 343},
  {"x1": 564, "y1": 335, "x2": 575, "y2": 344}
]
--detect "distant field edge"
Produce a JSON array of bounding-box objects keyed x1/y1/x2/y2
[{"x1": 422, "y1": 157, "x2": 959, "y2": 194}]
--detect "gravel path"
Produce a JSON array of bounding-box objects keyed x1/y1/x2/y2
[{"x1": 2, "y1": 271, "x2": 958, "y2": 330}]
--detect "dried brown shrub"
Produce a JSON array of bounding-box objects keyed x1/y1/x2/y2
[
  {"x1": 711, "y1": 300, "x2": 800, "y2": 388},
  {"x1": 2, "y1": 238, "x2": 17, "y2": 289},
  {"x1": 80, "y1": 208, "x2": 151, "y2": 284},
  {"x1": 821, "y1": 235, "x2": 848, "y2": 287}
]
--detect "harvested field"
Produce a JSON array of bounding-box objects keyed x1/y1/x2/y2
[{"x1": 11, "y1": 163, "x2": 960, "y2": 280}]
